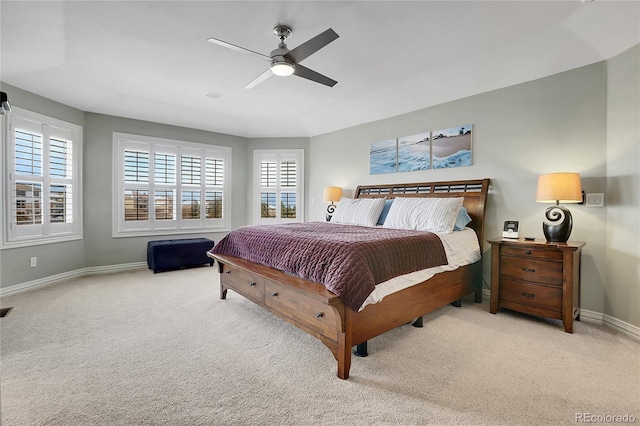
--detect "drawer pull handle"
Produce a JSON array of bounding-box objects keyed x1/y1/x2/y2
[
  {"x1": 525, "y1": 250, "x2": 532, "y2": 255},
  {"x1": 522, "y1": 268, "x2": 535, "y2": 273},
  {"x1": 521, "y1": 292, "x2": 535, "y2": 298},
  {"x1": 316, "y1": 312, "x2": 324, "y2": 319},
  {"x1": 225, "y1": 271, "x2": 231, "y2": 274},
  {"x1": 249, "y1": 282, "x2": 256, "y2": 287},
  {"x1": 272, "y1": 292, "x2": 279, "y2": 297}
]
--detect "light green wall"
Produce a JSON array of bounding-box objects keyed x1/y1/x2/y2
[
  {"x1": 0, "y1": 83, "x2": 87, "y2": 287},
  {"x1": 0, "y1": 84, "x2": 249, "y2": 287},
  {"x1": 605, "y1": 44, "x2": 640, "y2": 327},
  {"x1": 82, "y1": 113, "x2": 248, "y2": 268},
  {"x1": 309, "y1": 62, "x2": 610, "y2": 319}
]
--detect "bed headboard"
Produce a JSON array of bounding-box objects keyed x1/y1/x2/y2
[{"x1": 354, "y1": 179, "x2": 491, "y2": 245}]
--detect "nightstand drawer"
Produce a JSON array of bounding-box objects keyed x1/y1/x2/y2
[
  {"x1": 501, "y1": 246, "x2": 563, "y2": 261},
  {"x1": 500, "y1": 257, "x2": 562, "y2": 286},
  {"x1": 500, "y1": 279, "x2": 562, "y2": 312}
]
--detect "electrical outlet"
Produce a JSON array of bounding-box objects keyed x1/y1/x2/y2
[{"x1": 30, "y1": 257, "x2": 37, "y2": 267}]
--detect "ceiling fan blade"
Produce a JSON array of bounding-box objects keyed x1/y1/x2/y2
[
  {"x1": 207, "y1": 37, "x2": 271, "y2": 61},
  {"x1": 293, "y1": 64, "x2": 337, "y2": 87},
  {"x1": 244, "y1": 68, "x2": 273, "y2": 89},
  {"x1": 285, "y1": 28, "x2": 339, "y2": 63}
]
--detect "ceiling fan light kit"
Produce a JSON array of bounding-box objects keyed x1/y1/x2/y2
[
  {"x1": 207, "y1": 24, "x2": 338, "y2": 88},
  {"x1": 270, "y1": 58, "x2": 295, "y2": 76}
]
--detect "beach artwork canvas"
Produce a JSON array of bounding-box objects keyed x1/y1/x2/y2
[
  {"x1": 398, "y1": 132, "x2": 431, "y2": 172},
  {"x1": 431, "y1": 125, "x2": 472, "y2": 169},
  {"x1": 370, "y1": 139, "x2": 398, "y2": 174}
]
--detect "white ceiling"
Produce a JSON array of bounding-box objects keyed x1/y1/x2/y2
[{"x1": 1, "y1": 1, "x2": 638, "y2": 138}]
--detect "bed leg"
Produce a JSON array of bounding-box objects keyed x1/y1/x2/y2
[
  {"x1": 353, "y1": 342, "x2": 369, "y2": 357},
  {"x1": 412, "y1": 316, "x2": 423, "y2": 328},
  {"x1": 336, "y1": 332, "x2": 352, "y2": 380},
  {"x1": 474, "y1": 289, "x2": 483, "y2": 303},
  {"x1": 450, "y1": 299, "x2": 462, "y2": 307},
  {"x1": 217, "y1": 262, "x2": 228, "y2": 300}
]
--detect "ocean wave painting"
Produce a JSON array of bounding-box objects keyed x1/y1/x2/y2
[
  {"x1": 370, "y1": 139, "x2": 397, "y2": 174},
  {"x1": 398, "y1": 132, "x2": 430, "y2": 172},
  {"x1": 432, "y1": 125, "x2": 472, "y2": 169},
  {"x1": 432, "y1": 150, "x2": 472, "y2": 169},
  {"x1": 370, "y1": 124, "x2": 472, "y2": 174}
]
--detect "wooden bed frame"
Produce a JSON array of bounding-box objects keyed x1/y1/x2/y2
[{"x1": 209, "y1": 178, "x2": 490, "y2": 379}]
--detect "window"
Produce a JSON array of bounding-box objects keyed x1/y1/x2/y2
[
  {"x1": 253, "y1": 149, "x2": 304, "y2": 224},
  {"x1": 2, "y1": 108, "x2": 82, "y2": 247},
  {"x1": 113, "y1": 133, "x2": 231, "y2": 237}
]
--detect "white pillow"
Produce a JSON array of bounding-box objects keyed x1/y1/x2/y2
[
  {"x1": 331, "y1": 197, "x2": 386, "y2": 227},
  {"x1": 382, "y1": 197, "x2": 464, "y2": 232}
]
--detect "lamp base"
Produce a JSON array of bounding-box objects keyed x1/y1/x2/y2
[
  {"x1": 326, "y1": 204, "x2": 336, "y2": 222},
  {"x1": 542, "y1": 205, "x2": 573, "y2": 243}
]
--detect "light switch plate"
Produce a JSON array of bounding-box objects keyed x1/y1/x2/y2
[{"x1": 585, "y1": 193, "x2": 605, "y2": 207}]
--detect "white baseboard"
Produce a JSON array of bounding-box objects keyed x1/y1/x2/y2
[
  {"x1": 482, "y1": 290, "x2": 640, "y2": 341},
  {"x1": 580, "y1": 309, "x2": 640, "y2": 340},
  {"x1": 0, "y1": 262, "x2": 147, "y2": 297}
]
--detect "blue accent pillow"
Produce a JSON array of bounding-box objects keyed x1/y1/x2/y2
[
  {"x1": 454, "y1": 207, "x2": 472, "y2": 231},
  {"x1": 376, "y1": 199, "x2": 394, "y2": 225}
]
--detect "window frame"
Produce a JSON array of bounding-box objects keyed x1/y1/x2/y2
[
  {"x1": 2, "y1": 107, "x2": 83, "y2": 248},
  {"x1": 112, "y1": 132, "x2": 231, "y2": 238},
  {"x1": 253, "y1": 149, "x2": 304, "y2": 225}
]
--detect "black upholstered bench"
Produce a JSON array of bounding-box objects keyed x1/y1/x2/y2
[{"x1": 147, "y1": 238, "x2": 215, "y2": 273}]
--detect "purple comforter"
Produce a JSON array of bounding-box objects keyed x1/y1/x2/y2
[{"x1": 211, "y1": 222, "x2": 448, "y2": 311}]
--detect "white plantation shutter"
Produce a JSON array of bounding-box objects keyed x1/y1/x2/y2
[
  {"x1": 253, "y1": 149, "x2": 304, "y2": 225},
  {"x1": 154, "y1": 152, "x2": 176, "y2": 221},
  {"x1": 4, "y1": 108, "x2": 82, "y2": 246},
  {"x1": 113, "y1": 133, "x2": 231, "y2": 236},
  {"x1": 205, "y1": 158, "x2": 224, "y2": 219}
]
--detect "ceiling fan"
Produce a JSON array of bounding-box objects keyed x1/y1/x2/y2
[{"x1": 207, "y1": 25, "x2": 339, "y2": 89}]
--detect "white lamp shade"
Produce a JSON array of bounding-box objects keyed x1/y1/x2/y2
[
  {"x1": 322, "y1": 186, "x2": 343, "y2": 203},
  {"x1": 536, "y1": 173, "x2": 582, "y2": 203}
]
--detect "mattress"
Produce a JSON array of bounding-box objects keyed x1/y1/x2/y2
[{"x1": 359, "y1": 227, "x2": 480, "y2": 310}]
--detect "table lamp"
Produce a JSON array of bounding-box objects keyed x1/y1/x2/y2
[
  {"x1": 536, "y1": 172, "x2": 582, "y2": 242},
  {"x1": 322, "y1": 186, "x2": 342, "y2": 221}
]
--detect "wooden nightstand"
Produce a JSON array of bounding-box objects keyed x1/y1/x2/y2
[{"x1": 488, "y1": 238, "x2": 586, "y2": 333}]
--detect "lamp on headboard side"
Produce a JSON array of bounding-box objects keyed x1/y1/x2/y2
[{"x1": 322, "y1": 186, "x2": 343, "y2": 221}]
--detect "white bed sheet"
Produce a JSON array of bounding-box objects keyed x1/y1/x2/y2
[{"x1": 359, "y1": 227, "x2": 481, "y2": 311}]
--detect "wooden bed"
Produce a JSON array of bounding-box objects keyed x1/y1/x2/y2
[{"x1": 208, "y1": 178, "x2": 490, "y2": 379}]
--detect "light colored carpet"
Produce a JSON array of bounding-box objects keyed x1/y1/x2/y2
[{"x1": 1, "y1": 267, "x2": 638, "y2": 426}]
